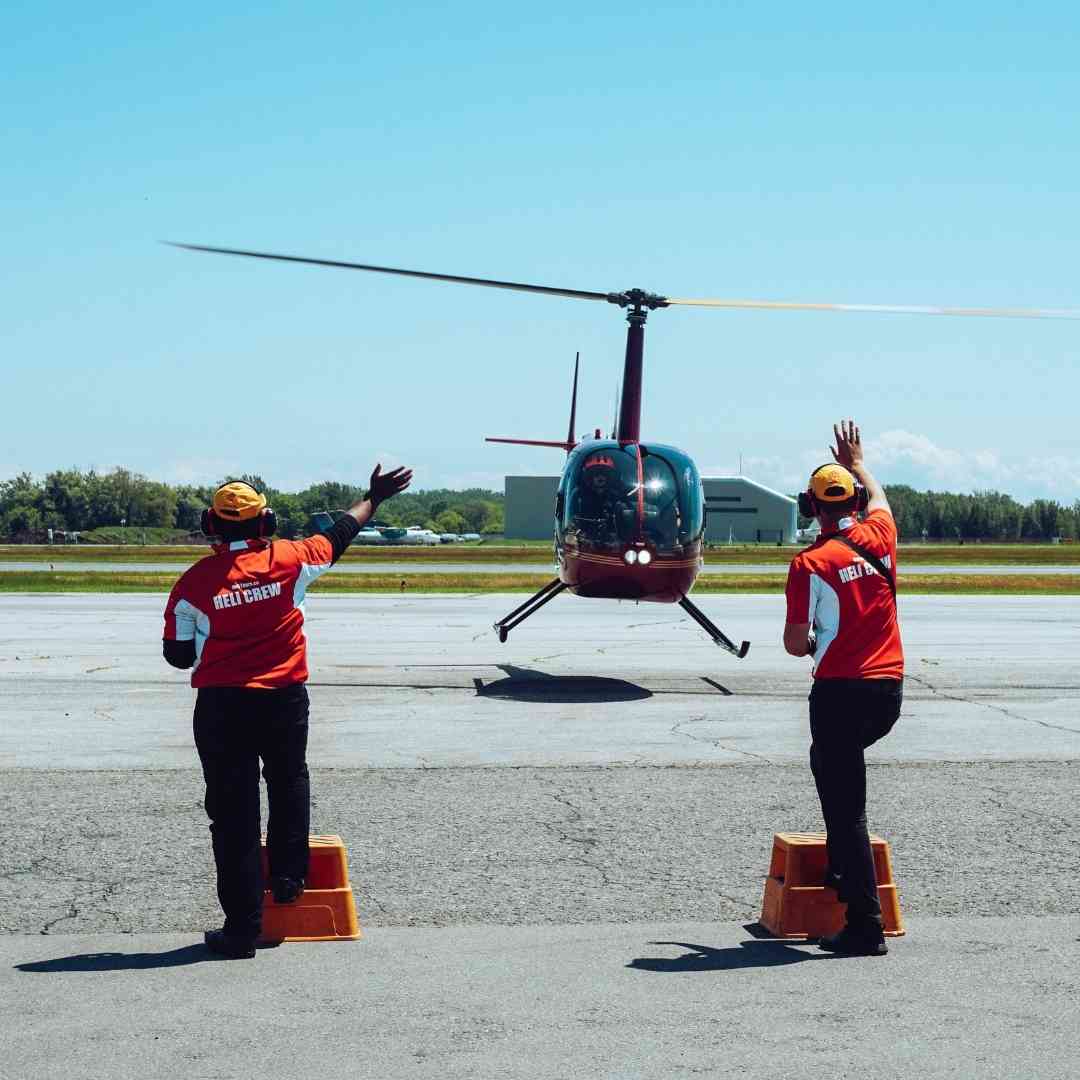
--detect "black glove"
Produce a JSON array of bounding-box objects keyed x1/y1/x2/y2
[{"x1": 367, "y1": 464, "x2": 413, "y2": 507}]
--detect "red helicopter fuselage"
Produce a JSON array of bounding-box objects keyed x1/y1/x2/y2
[
  {"x1": 488, "y1": 301, "x2": 707, "y2": 605},
  {"x1": 555, "y1": 438, "x2": 704, "y2": 603}
]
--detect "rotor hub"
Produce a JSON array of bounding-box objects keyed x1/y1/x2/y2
[{"x1": 605, "y1": 288, "x2": 669, "y2": 312}]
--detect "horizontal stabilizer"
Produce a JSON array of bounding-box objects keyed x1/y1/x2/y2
[
  {"x1": 485, "y1": 437, "x2": 576, "y2": 450},
  {"x1": 486, "y1": 353, "x2": 582, "y2": 455}
]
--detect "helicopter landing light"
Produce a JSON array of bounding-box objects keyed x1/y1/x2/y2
[
  {"x1": 638, "y1": 550, "x2": 653, "y2": 565},
  {"x1": 624, "y1": 550, "x2": 638, "y2": 564}
]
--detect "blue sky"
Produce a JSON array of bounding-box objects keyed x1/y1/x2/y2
[{"x1": 5, "y1": 2, "x2": 1080, "y2": 501}]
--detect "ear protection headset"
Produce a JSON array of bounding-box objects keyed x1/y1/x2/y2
[
  {"x1": 797, "y1": 464, "x2": 869, "y2": 518},
  {"x1": 201, "y1": 482, "x2": 277, "y2": 539}
]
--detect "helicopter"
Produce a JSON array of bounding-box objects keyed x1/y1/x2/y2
[{"x1": 170, "y1": 242, "x2": 1080, "y2": 659}]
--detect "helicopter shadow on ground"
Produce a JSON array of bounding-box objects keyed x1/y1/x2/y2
[{"x1": 474, "y1": 664, "x2": 652, "y2": 704}]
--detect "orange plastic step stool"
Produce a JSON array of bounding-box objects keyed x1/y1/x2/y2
[
  {"x1": 259, "y1": 834, "x2": 362, "y2": 943},
  {"x1": 759, "y1": 831, "x2": 904, "y2": 939}
]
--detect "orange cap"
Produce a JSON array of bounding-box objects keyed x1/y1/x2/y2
[
  {"x1": 212, "y1": 482, "x2": 266, "y2": 520},
  {"x1": 809, "y1": 464, "x2": 856, "y2": 504}
]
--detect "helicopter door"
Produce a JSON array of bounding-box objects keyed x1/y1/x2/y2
[{"x1": 638, "y1": 446, "x2": 704, "y2": 554}]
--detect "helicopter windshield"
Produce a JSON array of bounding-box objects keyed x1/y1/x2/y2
[{"x1": 560, "y1": 443, "x2": 704, "y2": 555}]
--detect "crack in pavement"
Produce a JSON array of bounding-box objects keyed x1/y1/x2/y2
[
  {"x1": 40, "y1": 901, "x2": 79, "y2": 935},
  {"x1": 363, "y1": 892, "x2": 389, "y2": 915},
  {"x1": 38, "y1": 880, "x2": 122, "y2": 935},
  {"x1": 671, "y1": 716, "x2": 776, "y2": 764},
  {"x1": 979, "y1": 784, "x2": 1080, "y2": 838},
  {"x1": 0, "y1": 855, "x2": 49, "y2": 881},
  {"x1": 540, "y1": 779, "x2": 618, "y2": 888},
  {"x1": 907, "y1": 673, "x2": 1080, "y2": 736}
]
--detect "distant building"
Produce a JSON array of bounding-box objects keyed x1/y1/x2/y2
[
  {"x1": 504, "y1": 476, "x2": 559, "y2": 541},
  {"x1": 503, "y1": 474, "x2": 797, "y2": 543},
  {"x1": 701, "y1": 476, "x2": 797, "y2": 544}
]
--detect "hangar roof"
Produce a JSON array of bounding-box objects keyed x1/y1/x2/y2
[{"x1": 700, "y1": 476, "x2": 796, "y2": 506}]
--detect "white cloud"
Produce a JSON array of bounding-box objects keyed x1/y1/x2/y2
[
  {"x1": 440, "y1": 470, "x2": 506, "y2": 492},
  {"x1": 700, "y1": 450, "x2": 824, "y2": 496},
  {"x1": 705, "y1": 431, "x2": 1080, "y2": 502},
  {"x1": 161, "y1": 457, "x2": 244, "y2": 487},
  {"x1": 867, "y1": 429, "x2": 1080, "y2": 502}
]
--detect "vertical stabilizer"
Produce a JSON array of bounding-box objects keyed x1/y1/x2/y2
[
  {"x1": 485, "y1": 351, "x2": 584, "y2": 453},
  {"x1": 565, "y1": 352, "x2": 579, "y2": 453}
]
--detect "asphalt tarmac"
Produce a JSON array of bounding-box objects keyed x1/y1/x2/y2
[{"x1": 2, "y1": 593, "x2": 1079, "y2": 1078}]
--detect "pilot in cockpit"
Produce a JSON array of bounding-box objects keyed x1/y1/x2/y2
[{"x1": 575, "y1": 455, "x2": 623, "y2": 543}]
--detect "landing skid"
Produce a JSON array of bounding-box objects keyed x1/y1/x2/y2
[
  {"x1": 493, "y1": 581, "x2": 749, "y2": 657},
  {"x1": 493, "y1": 578, "x2": 568, "y2": 642},
  {"x1": 678, "y1": 596, "x2": 750, "y2": 658}
]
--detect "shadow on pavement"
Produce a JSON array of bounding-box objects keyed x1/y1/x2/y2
[
  {"x1": 16, "y1": 944, "x2": 219, "y2": 973},
  {"x1": 628, "y1": 939, "x2": 831, "y2": 972},
  {"x1": 476, "y1": 664, "x2": 652, "y2": 703}
]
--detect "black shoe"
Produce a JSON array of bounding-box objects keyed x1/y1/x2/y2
[
  {"x1": 204, "y1": 928, "x2": 256, "y2": 959},
  {"x1": 270, "y1": 875, "x2": 305, "y2": 904},
  {"x1": 818, "y1": 927, "x2": 888, "y2": 956}
]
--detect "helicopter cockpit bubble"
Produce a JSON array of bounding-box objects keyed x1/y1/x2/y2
[{"x1": 558, "y1": 441, "x2": 704, "y2": 557}]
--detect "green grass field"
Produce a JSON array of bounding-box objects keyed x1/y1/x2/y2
[
  {"x1": 2, "y1": 542, "x2": 1079, "y2": 566},
  {"x1": 3, "y1": 570, "x2": 1078, "y2": 595}
]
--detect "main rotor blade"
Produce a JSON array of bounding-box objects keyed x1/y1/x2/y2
[
  {"x1": 663, "y1": 296, "x2": 1080, "y2": 320},
  {"x1": 167, "y1": 243, "x2": 612, "y2": 303}
]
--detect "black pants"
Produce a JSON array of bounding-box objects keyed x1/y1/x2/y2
[
  {"x1": 193, "y1": 683, "x2": 310, "y2": 941},
  {"x1": 808, "y1": 677, "x2": 902, "y2": 931}
]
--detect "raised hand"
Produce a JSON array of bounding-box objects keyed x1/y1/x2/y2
[
  {"x1": 368, "y1": 464, "x2": 413, "y2": 506},
  {"x1": 831, "y1": 419, "x2": 864, "y2": 470}
]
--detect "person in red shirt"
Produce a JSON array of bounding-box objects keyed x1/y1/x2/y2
[
  {"x1": 784, "y1": 420, "x2": 902, "y2": 956},
  {"x1": 164, "y1": 466, "x2": 411, "y2": 959}
]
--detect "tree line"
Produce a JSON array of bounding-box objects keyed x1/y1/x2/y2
[
  {"x1": 2, "y1": 467, "x2": 1077, "y2": 542},
  {"x1": 0, "y1": 469, "x2": 505, "y2": 541},
  {"x1": 794, "y1": 484, "x2": 1079, "y2": 541},
  {"x1": 881, "y1": 485, "x2": 1077, "y2": 541}
]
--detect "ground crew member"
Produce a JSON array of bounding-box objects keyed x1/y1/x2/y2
[
  {"x1": 162, "y1": 465, "x2": 412, "y2": 959},
  {"x1": 783, "y1": 420, "x2": 902, "y2": 956}
]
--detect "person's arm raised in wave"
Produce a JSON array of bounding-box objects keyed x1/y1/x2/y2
[
  {"x1": 321, "y1": 464, "x2": 414, "y2": 563},
  {"x1": 831, "y1": 419, "x2": 889, "y2": 517}
]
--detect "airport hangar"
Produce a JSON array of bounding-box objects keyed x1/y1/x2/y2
[{"x1": 504, "y1": 475, "x2": 798, "y2": 543}]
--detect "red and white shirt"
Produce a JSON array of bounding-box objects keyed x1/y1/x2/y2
[
  {"x1": 163, "y1": 536, "x2": 335, "y2": 689},
  {"x1": 785, "y1": 509, "x2": 904, "y2": 680}
]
